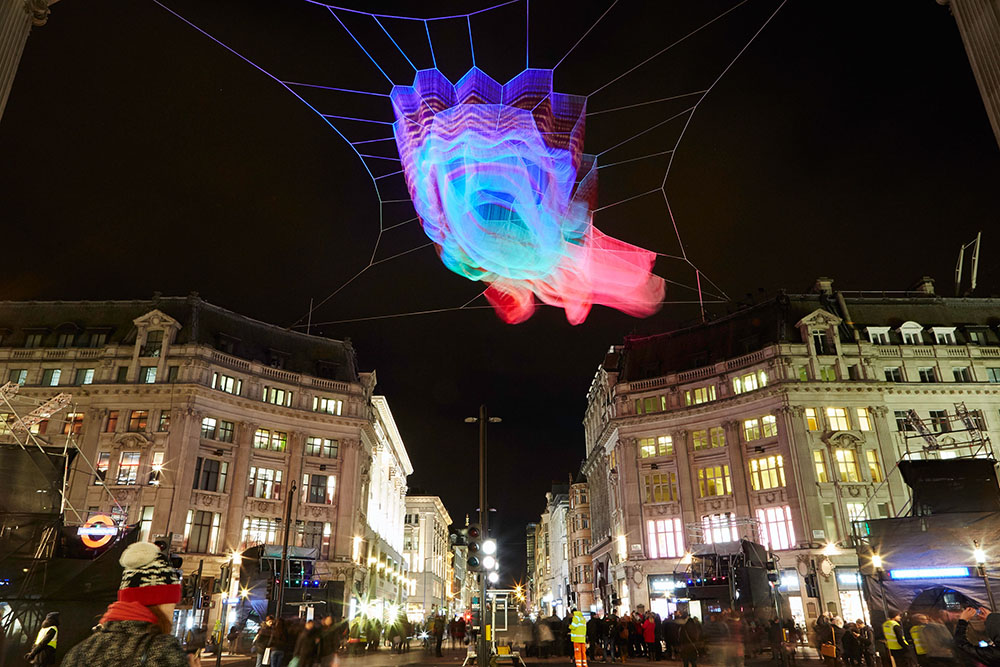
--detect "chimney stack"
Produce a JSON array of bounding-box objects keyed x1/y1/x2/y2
[
  {"x1": 913, "y1": 276, "x2": 936, "y2": 295},
  {"x1": 813, "y1": 277, "x2": 834, "y2": 295}
]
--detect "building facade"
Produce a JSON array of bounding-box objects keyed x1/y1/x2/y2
[
  {"x1": 583, "y1": 278, "x2": 1000, "y2": 627},
  {"x1": 567, "y1": 477, "x2": 594, "y2": 612},
  {"x1": 938, "y1": 0, "x2": 1000, "y2": 148},
  {"x1": 402, "y1": 495, "x2": 452, "y2": 620},
  {"x1": 1, "y1": 0, "x2": 53, "y2": 122},
  {"x1": 0, "y1": 296, "x2": 411, "y2": 629}
]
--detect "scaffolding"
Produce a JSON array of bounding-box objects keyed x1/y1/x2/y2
[{"x1": 900, "y1": 402, "x2": 993, "y2": 460}]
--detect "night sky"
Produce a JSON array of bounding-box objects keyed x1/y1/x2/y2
[{"x1": 1, "y1": 0, "x2": 998, "y2": 582}]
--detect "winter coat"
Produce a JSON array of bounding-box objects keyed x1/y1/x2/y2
[
  {"x1": 293, "y1": 627, "x2": 320, "y2": 661},
  {"x1": 643, "y1": 619, "x2": 655, "y2": 643},
  {"x1": 254, "y1": 625, "x2": 274, "y2": 653},
  {"x1": 955, "y1": 618, "x2": 1000, "y2": 666},
  {"x1": 676, "y1": 619, "x2": 701, "y2": 658},
  {"x1": 62, "y1": 621, "x2": 186, "y2": 667}
]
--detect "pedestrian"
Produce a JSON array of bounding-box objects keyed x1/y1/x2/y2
[
  {"x1": 290, "y1": 619, "x2": 319, "y2": 667},
  {"x1": 586, "y1": 611, "x2": 601, "y2": 662},
  {"x1": 254, "y1": 616, "x2": 275, "y2": 667},
  {"x1": 455, "y1": 616, "x2": 466, "y2": 647},
  {"x1": 954, "y1": 607, "x2": 1000, "y2": 666},
  {"x1": 227, "y1": 625, "x2": 240, "y2": 655},
  {"x1": 318, "y1": 616, "x2": 338, "y2": 667},
  {"x1": 184, "y1": 626, "x2": 207, "y2": 659},
  {"x1": 918, "y1": 612, "x2": 956, "y2": 667},
  {"x1": 25, "y1": 612, "x2": 59, "y2": 667},
  {"x1": 883, "y1": 610, "x2": 913, "y2": 667},
  {"x1": 614, "y1": 616, "x2": 629, "y2": 663},
  {"x1": 61, "y1": 541, "x2": 190, "y2": 667},
  {"x1": 855, "y1": 619, "x2": 875, "y2": 667},
  {"x1": 676, "y1": 613, "x2": 701, "y2": 667},
  {"x1": 432, "y1": 613, "x2": 445, "y2": 657},
  {"x1": 910, "y1": 614, "x2": 930, "y2": 667},
  {"x1": 642, "y1": 613, "x2": 656, "y2": 661},
  {"x1": 570, "y1": 608, "x2": 589, "y2": 667},
  {"x1": 842, "y1": 621, "x2": 861, "y2": 666},
  {"x1": 269, "y1": 618, "x2": 293, "y2": 667}
]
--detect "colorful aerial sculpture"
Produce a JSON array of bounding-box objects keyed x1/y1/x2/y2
[{"x1": 390, "y1": 67, "x2": 665, "y2": 325}]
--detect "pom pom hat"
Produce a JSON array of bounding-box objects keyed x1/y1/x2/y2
[{"x1": 118, "y1": 542, "x2": 182, "y2": 606}]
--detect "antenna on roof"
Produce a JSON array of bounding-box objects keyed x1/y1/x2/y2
[{"x1": 954, "y1": 232, "x2": 982, "y2": 296}]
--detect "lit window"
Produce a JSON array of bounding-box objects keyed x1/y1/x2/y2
[
  {"x1": 141, "y1": 331, "x2": 163, "y2": 357},
  {"x1": 158, "y1": 411, "x2": 171, "y2": 432},
  {"x1": 242, "y1": 516, "x2": 281, "y2": 546},
  {"x1": 820, "y1": 366, "x2": 836, "y2": 382},
  {"x1": 834, "y1": 448, "x2": 861, "y2": 482},
  {"x1": 263, "y1": 385, "x2": 293, "y2": 406},
  {"x1": 303, "y1": 473, "x2": 336, "y2": 505},
  {"x1": 647, "y1": 518, "x2": 684, "y2": 558},
  {"x1": 756, "y1": 506, "x2": 796, "y2": 550},
  {"x1": 639, "y1": 438, "x2": 657, "y2": 458},
  {"x1": 798, "y1": 366, "x2": 809, "y2": 381},
  {"x1": 743, "y1": 418, "x2": 761, "y2": 442},
  {"x1": 74, "y1": 368, "x2": 95, "y2": 385},
  {"x1": 635, "y1": 395, "x2": 666, "y2": 414},
  {"x1": 697, "y1": 465, "x2": 731, "y2": 498},
  {"x1": 212, "y1": 372, "x2": 242, "y2": 395},
  {"x1": 8, "y1": 369, "x2": 27, "y2": 385},
  {"x1": 106, "y1": 411, "x2": 119, "y2": 433},
  {"x1": 855, "y1": 408, "x2": 872, "y2": 431},
  {"x1": 685, "y1": 386, "x2": 716, "y2": 406},
  {"x1": 313, "y1": 396, "x2": 343, "y2": 415},
  {"x1": 253, "y1": 428, "x2": 271, "y2": 449},
  {"x1": 149, "y1": 451, "x2": 165, "y2": 485},
  {"x1": 140, "y1": 366, "x2": 157, "y2": 384},
  {"x1": 139, "y1": 506, "x2": 155, "y2": 542},
  {"x1": 805, "y1": 408, "x2": 819, "y2": 431},
  {"x1": 692, "y1": 430, "x2": 709, "y2": 450},
  {"x1": 701, "y1": 512, "x2": 738, "y2": 543},
  {"x1": 127, "y1": 410, "x2": 149, "y2": 432},
  {"x1": 248, "y1": 467, "x2": 283, "y2": 499},
  {"x1": 953, "y1": 367, "x2": 972, "y2": 382},
  {"x1": 749, "y1": 455, "x2": 785, "y2": 490},
  {"x1": 201, "y1": 417, "x2": 217, "y2": 439},
  {"x1": 643, "y1": 472, "x2": 678, "y2": 503},
  {"x1": 732, "y1": 371, "x2": 767, "y2": 395},
  {"x1": 305, "y1": 437, "x2": 339, "y2": 458},
  {"x1": 710, "y1": 426, "x2": 726, "y2": 448},
  {"x1": 62, "y1": 412, "x2": 85, "y2": 435},
  {"x1": 116, "y1": 451, "x2": 141, "y2": 485},
  {"x1": 826, "y1": 407, "x2": 850, "y2": 431},
  {"x1": 95, "y1": 452, "x2": 110, "y2": 484},
  {"x1": 270, "y1": 431, "x2": 288, "y2": 452},
  {"x1": 41, "y1": 369, "x2": 62, "y2": 386},
  {"x1": 845, "y1": 502, "x2": 867, "y2": 523},
  {"x1": 884, "y1": 367, "x2": 903, "y2": 382},
  {"x1": 813, "y1": 450, "x2": 828, "y2": 483}
]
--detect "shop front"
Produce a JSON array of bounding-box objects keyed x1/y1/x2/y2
[
  {"x1": 647, "y1": 574, "x2": 685, "y2": 619},
  {"x1": 835, "y1": 567, "x2": 869, "y2": 624}
]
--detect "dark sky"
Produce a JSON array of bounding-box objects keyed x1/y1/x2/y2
[{"x1": 1, "y1": 0, "x2": 998, "y2": 583}]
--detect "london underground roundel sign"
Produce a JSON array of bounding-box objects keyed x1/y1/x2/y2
[{"x1": 78, "y1": 514, "x2": 117, "y2": 548}]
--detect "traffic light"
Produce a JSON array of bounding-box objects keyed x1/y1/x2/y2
[{"x1": 467, "y1": 523, "x2": 483, "y2": 572}]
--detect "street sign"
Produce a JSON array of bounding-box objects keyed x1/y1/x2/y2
[{"x1": 78, "y1": 514, "x2": 117, "y2": 548}]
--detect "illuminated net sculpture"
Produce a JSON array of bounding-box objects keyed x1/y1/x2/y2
[{"x1": 391, "y1": 67, "x2": 665, "y2": 325}]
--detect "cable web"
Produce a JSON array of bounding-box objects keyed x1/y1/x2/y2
[{"x1": 153, "y1": 0, "x2": 787, "y2": 327}]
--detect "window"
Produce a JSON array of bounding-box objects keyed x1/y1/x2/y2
[
  {"x1": 732, "y1": 370, "x2": 767, "y2": 395},
  {"x1": 855, "y1": 408, "x2": 872, "y2": 431},
  {"x1": 212, "y1": 373, "x2": 242, "y2": 395},
  {"x1": 647, "y1": 518, "x2": 684, "y2": 558},
  {"x1": 845, "y1": 502, "x2": 867, "y2": 523},
  {"x1": 95, "y1": 452, "x2": 110, "y2": 484},
  {"x1": 242, "y1": 517, "x2": 281, "y2": 546},
  {"x1": 643, "y1": 472, "x2": 678, "y2": 503},
  {"x1": 297, "y1": 521, "x2": 332, "y2": 560},
  {"x1": 701, "y1": 512, "x2": 738, "y2": 543},
  {"x1": 902, "y1": 329, "x2": 923, "y2": 345},
  {"x1": 248, "y1": 467, "x2": 283, "y2": 499},
  {"x1": 193, "y1": 457, "x2": 228, "y2": 493},
  {"x1": 877, "y1": 503, "x2": 890, "y2": 519},
  {"x1": 635, "y1": 395, "x2": 666, "y2": 414},
  {"x1": 823, "y1": 503, "x2": 839, "y2": 541},
  {"x1": 313, "y1": 396, "x2": 343, "y2": 415},
  {"x1": 253, "y1": 428, "x2": 289, "y2": 451},
  {"x1": 697, "y1": 465, "x2": 731, "y2": 497},
  {"x1": 884, "y1": 367, "x2": 903, "y2": 382},
  {"x1": 805, "y1": 408, "x2": 819, "y2": 431},
  {"x1": 813, "y1": 450, "x2": 828, "y2": 483},
  {"x1": 89, "y1": 332, "x2": 107, "y2": 348},
  {"x1": 762, "y1": 415, "x2": 778, "y2": 438},
  {"x1": 106, "y1": 411, "x2": 119, "y2": 433},
  {"x1": 918, "y1": 367, "x2": 936, "y2": 383},
  {"x1": 757, "y1": 506, "x2": 796, "y2": 550},
  {"x1": 262, "y1": 386, "x2": 293, "y2": 406},
  {"x1": 953, "y1": 367, "x2": 972, "y2": 382},
  {"x1": 185, "y1": 510, "x2": 220, "y2": 554},
  {"x1": 749, "y1": 455, "x2": 785, "y2": 490},
  {"x1": 867, "y1": 328, "x2": 890, "y2": 345},
  {"x1": 834, "y1": 448, "x2": 861, "y2": 482},
  {"x1": 157, "y1": 411, "x2": 171, "y2": 432},
  {"x1": 819, "y1": 366, "x2": 837, "y2": 382},
  {"x1": 116, "y1": 366, "x2": 128, "y2": 383},
  {"x1": 685, "y1": 386, "x2": 716, "y2": 406},
  {"x1": 167, "y1": 366, "x2": 179, "y2": 382},
  {"x1": 254, "y1": 428, "x2": 270, "y2": 449},
  {"x1": 148, "y1": 452, "x2": 164, "y2": 485},
  {"x1": 127, "y1": 410, "x2": 148, "y2": 432},
  {"x1": 743, "y1": 418, "x2": 761, "y2": 442},
  {"x1": 8, "y1": 369, "x2": 27, "y2": 385},
  {"x1": 138, "y1": 506, "x2": 155, "y2": 542},
  {"x1": 745, "y1": 417, "x2": 776, "y2": 441},
  {"x1": 217, "y1": 420, "x2": 234, "y2": 443},
  {"x1": 62, "y1": 412, "x2": 84, "y2": 435},
  {"x1": 812, "y1": 331, "x2": 829, "y2": 355},
  {"x1": 116, "y1": 451, "x2": 141, "y2": 485},
  {"x1": 988, "y1": 368, "x2": 1000, "y2": 383},
  {"x1": 270, "y1": 431, "x2": 287, "y2": 452},
  {"x1": 139, "y1": 366, "x2": 157, "y2": 384},
  {"x1": 111, "y1": 504, "x2": 129, "y2": 525},
  {"x1": 25, "y1": 333, "x2": 43, "y2": 348},
  {"x1": 929, "y1": 410, "x2": 950, "y2": 433},
  {"x1": 969, "y1": 330, "x2": 985, "y2": 345},
  {"x1": 74, "y1": 368, "x2": 95, "y2": 385},
  {"x1": 303, "y1": 473, "x2": 336, "y2": 504},
  {"x1": 141, "y1": 331, "x2": 163, "y2": 357},
  {"x1": 826, "y1": 407, "x2": 850, "y2": 431},
  {"x1": 710, "y1": 426, "x2": 726, "y2": 448},
  {"x1": 201, "y1": 417, "x2": 217, "y2": 439},
  {"x1": 933, "y1": 329, "x2": 956, "y2": 345},
  {"x1": 798, "y1": 366, "x2": 809, "y2": 381},
  {"x1": 305, "y1": 437, "x2": 339, "y2": 458},
  {"x1": 895, "y1": 410, "x2": 915, "y2": 431},
  {"x1": 41, "y1": 369, "x2": 61, "y2": 386},
  {"x1": 692, "y1": 430, "x2": 709, "y2": 450}
]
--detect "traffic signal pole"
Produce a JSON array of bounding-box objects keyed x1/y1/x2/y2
[{"x1": 478, "y1": 404, "x2": 488, "y2": 667}]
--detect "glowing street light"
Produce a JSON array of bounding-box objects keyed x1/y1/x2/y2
[
  {"x1": 488, "y1": 571, "x2": 499, "y2": 584},
  {"x1": 483, "y1": 555, "x2": 497, "y2": 571},
  {"x1": 871, "y1": 554, "x2": 882, "y2": 570},
  {"x1": 974, "y1": 540, "x2": 996, "y2": 609},
  {"x1": 483, "y1": 539, "x2": 497, "y2": 555}
]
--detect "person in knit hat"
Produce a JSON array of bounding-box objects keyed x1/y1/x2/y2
[{"x1": 62, "y1": 542, "x2": 193, "y2": 667}]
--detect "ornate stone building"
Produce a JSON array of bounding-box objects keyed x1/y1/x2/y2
[
  {"x1": 567, "y1": 475, "x2": 594, "y2": 611},
  {"x1": 402, "y1": 495, "x2": 452, "y2": 620},
  {"x1": 583, "y1": 277, "x2": 1000, "y2": 627},
  {"x1": 0, "y1": 295, "x2": 411, "y2": 627}
]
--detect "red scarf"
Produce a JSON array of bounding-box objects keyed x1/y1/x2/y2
[{"x1": 100, "y1": 601, "x2": 159, "y2": 625}]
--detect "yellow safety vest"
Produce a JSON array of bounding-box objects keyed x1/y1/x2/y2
[
  {"x1": 35, "y1": 626, "x2": 57, "y2": 649},
  {"x1": 570, "y1": 612, "x2": 587, "y2": 644},
  {"x1": 910, "y1": 625, "x2": 926, "y2": 655},
  {"x1": 883, "y1": 620, "x2": 902, "y2": 650}
]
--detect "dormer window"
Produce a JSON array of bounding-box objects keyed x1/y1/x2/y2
[
  {"x1": 866, "y1": 327, "x2": 890, "y2": 345},
  {"x1": 898, "y1": 322, "x2": 923, "y2": 345},
  {"x1": 930, "y1": 327, "x2": 956, "y2": 345},
  {"x1": 812, "y1": 330, "x2": 830, "y2": 355},
  {"x1": 141, "y1": 330, "x2": 163, "y2": 357}
]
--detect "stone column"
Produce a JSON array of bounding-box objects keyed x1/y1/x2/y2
[
  {"x1": 869, "y1": 405, "x2": 908, "y2": 515},
  {"x1": 723, "y1": 419, "x2": 753, "y2": 519},
  {"x1": 167, "y1": 408, "x2": 204, "y2": 538},
  {"x1": 672, "y1": 429, "x2": 696, "y2": 529},
  {"x1": 67, "y1": 407, "x2": 107, "y2": 520},
  {"x1": 779, "y1": 405, "x2": 820, "y2": 544},
  {"x1": 222, "y1": 421, "x2": 256, "y2": 550},
  {"x1": 332, "y1": 438, "x2": 362, "y2": 562}
]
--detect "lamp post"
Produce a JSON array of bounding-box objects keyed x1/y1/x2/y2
[
  {"x1": 974, "y1": 541, "x2": 996, "y2": 609},
  {"x1": 871, "y1": 553, "x2": 888, "y2": 619}
]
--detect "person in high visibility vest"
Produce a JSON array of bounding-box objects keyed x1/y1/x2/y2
[
  {"x1": 883, "y1": 611, "x2": 913, "y2": 667},
  {"x1": 570, "y1": 608, "x2": 589, "y2": 667},
  {"x1": 909, "y1": 614, "x2": 928, "y2": 667},
  {"x1": 25, "y1": 612, "x2": 59, "y2": 667}
]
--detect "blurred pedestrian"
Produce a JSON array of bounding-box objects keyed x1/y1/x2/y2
[
  {"x1": 642, "y1": 612, "x2": 656, "y2": 661},
  {"x1": 954, "y1": 607, "x2": 1000, "y2": 667},
  {"x1": 570, "y1": 609, "x2": 589, "y2": 667},
  {"x1": 676, "y1": 613, "x2": 700, "y2": 667},
  {"x1": 883, "y1": 610, "x2": 913, "y2": 667},
  {"x1": 25, "y1": 612, "x2": 59, "y2": 667},
  {"x1": 254, "y1": 617, "x2": 275, "y2": 667},
  {"x1": 290, "y1": 619, "x2": 319, "y2": 667}
]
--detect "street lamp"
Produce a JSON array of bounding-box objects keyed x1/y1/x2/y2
[
  {"x1": 974, "y1": 540, "x2": 996, "y2": 609},
  {"x1": 488, "y1": 571, "x2": 499, "y2": 585},
  {"x1": 871, "y1": 553, "x2": 888, "y2": 619}
]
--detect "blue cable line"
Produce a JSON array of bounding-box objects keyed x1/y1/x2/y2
[
  {"x1": 525, "y1": 0, "x2": 529, "y2": 68},
  {"x1": 424, "y1": 20, "x2": 437, "y2": 69},
  {"x1": 328, "y1": 7, "x2": 394, "y2": 85},
  {"x1": 301, "y1": 0, "x2": 519, "y2": 22},
  {"x1": 374, "y1": 16, "x2": 417, "y2": 72},
  {"x1": 282, "y1": 80, "x2": 389, "y2": 97},
  {"x1": 467, "y1": 16, "x2": 475, "y2": 68},
  {"x1": 321, "y1": 114, "x2": 394, "y2": 124}
]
